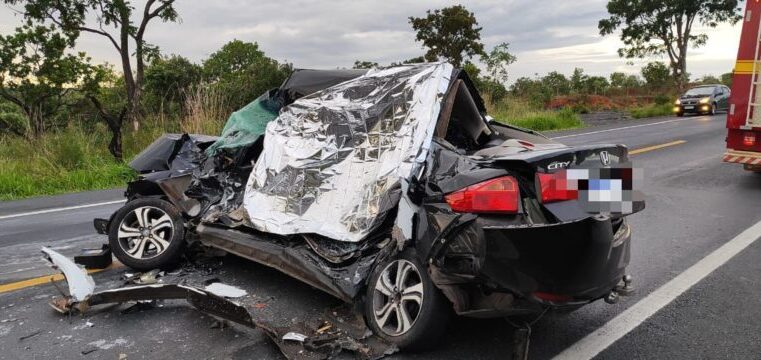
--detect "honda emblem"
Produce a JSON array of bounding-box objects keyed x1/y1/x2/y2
[{"x1": 600, "y1": 151, "x2": 611, "y2": 166}]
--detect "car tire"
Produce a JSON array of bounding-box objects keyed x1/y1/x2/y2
[
  {"x1": 676, "y1": 112, "x2": 684, "y2": 117},
  {"x1": 109, "y1": 198, "x2": 185, "y2": 271},
  {"x1": 364, "y1": 249, "x2": 450, "y2": 351}
]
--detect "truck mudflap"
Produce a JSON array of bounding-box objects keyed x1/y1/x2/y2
[{"x1": 423, "y1": 212, "x2": 630, "y2": 313}]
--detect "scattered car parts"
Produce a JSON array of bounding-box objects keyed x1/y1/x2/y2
[
  {"x1": 73, "y1": 244, "x2": 112, "y2": 270},
  {"x1": 41, "y1": 247, "x2": 396, "y2": 359}
]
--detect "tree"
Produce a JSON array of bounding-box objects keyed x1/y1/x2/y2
[
  {"x1": 352, "y1": 60, "x2": 379, "y2": 69},
  {"x1": 721, "y1": 72, "x2": 733, "y2": 87},
  {"x1": 203, "y1": 40, "x2": 264, "y2": 80},
  {"x1": 7, "y1": 0, "x2": 180, "y2": 159},
  {"x1": 202, "y1": 40, "x2": 292, "y2": 110},
  {"x1": 610, "y1": 72, "x2": 628, "y2": 88},
  {"x1": 541, "y1": 71, "x2": 571, "y2": 96},
  {"x1": 641, "y1": 61, "x2": 671, "y2": 88},
  {"x1": 0, "y1": 24, "x2": 93, "y2": 138},
  {"x1": 82, "y1": 64, "x2": 129, "y2": 159},
  {"x1": 0, "y1": 99, "x2": 28, "y2": 136},
  {"x1": 570, "y1": 68, "x2": 588, "y2": 93},
  {"x1": 389, "y1": 56, "x2": 427, "y2": 67},
  {"x1": 624, "y1": 74, "x2": 643, "y2": 88},
  {"x1": 599, "y1": 0, "x2": 742, "y2": 86},
  {"x1": 585, "y1": 76, "x2": 611, "y2": 95},
  {"x1": 144, "y1": 54, "x2": 202, "y2": 112},
  {"x1": 697, "y1": 75, "x2": 721, "y2": 84},
  {"x1": 481, "y1": 42, "x2": 517, "y2": 85},
  {"x1": 409, "y1": 5, "x2": 485, "y2": 67},
  {"x1": 511, "y1": 76, "x2": 551, "y2": 105}
]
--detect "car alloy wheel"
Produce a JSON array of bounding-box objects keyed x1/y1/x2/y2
[
  {"x1": 117, "y1": 206, "x2": 174, "y2": 260},
  {"x1": 371, "y1": 259, "x2": 424, "y2": 336}
]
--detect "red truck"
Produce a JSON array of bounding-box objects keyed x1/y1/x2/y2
[{"x1": 725, "y1": 0, "x2": 761, "y2": 172}]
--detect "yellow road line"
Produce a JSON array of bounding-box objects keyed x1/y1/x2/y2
[
  {"x1": 629, "y1": 140, "x2": 687, "y2": 156},
  {"x1": 0, "y1": 262, "x2": 122, "y2": 294}
]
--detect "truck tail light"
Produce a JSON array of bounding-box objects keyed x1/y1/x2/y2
[
  {"x1": 744, "y1": 132, "x2": 756, "y2": 146},
  {"x1": 445, "y1": 176, "x2": 520, "y2": 214},
  {"x1": 536, "y1": 171, "x2": 578, "y2": 203}
]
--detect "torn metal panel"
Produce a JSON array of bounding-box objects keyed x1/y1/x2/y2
[
  {"x1": 129, "y1": 134, "x2": 217, "y2": 174},
  {"x1": 196, "y1": 224, "x2": 389, "y2": 302},
  {"x1": 41, "y1": 247, "x2": 95, "y2": 302},
  {"x1": 280, "y1": 69, "x2": 368, "y2": 104},
  {"x1": 245, "y1": 63, "x2": 454, "y2": 243}
]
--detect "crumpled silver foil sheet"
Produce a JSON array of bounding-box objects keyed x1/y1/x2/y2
[{"x1": 244, "y1": 63, "x2": 453, "y2": 242}]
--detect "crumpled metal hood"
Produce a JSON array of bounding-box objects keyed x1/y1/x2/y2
[{"x1": 244, "y1": 63, "x2": 454, "y2": 242}]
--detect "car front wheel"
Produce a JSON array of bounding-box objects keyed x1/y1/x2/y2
[
  {"x1": 109, "y1": 198, "x2": 185, "y2": 271},
  {"x1": 364, "y1": 249, "x2": 450, "y2": 350}
]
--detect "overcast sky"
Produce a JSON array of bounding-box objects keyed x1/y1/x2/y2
[{"x1": 0, "y1": 0, "x2": 745, "y2": 82}]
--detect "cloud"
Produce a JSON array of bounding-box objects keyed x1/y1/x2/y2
[{"x1": 0, "y1": 0, "x2": 742, "y2": 80}]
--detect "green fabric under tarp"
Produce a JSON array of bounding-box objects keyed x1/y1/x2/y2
[{"x1": 206, "y1": 90, "x2": 280, "y2": 156}]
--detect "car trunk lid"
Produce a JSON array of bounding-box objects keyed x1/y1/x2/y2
[{"x1": 473, "y1": 141, "x2": 644, "y2": 220}]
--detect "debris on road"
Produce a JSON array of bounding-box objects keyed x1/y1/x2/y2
[
  {"x1": 42, "y1": 247, "x2": 94, "y2": 302},
  {"x1": 203, "y1": 282, "x2": 247, "y2": 298},
  {"x1": 136, "y1": 269, "x2": 163, "y2": 285},
  {"x1": 18, "y1": 329, "x2": 42, "y2": 341},
  {"x1": 74, "y1": 244, "x2": 112, "y2": 269},
  {"x1": 40, "y1": 247, "x2": 398, "y2": 360},
  {"x1": 283, "y1": 332, "x2": 308, "y2": 343}
]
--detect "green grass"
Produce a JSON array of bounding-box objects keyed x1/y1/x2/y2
[
  {"x1": 628, "y1": 103, "x2": 675, "y2": 119},
  {"x1": 487, "y1": 97, "x2": 584, "y2": 132},
  {"x1": 0, "y1": 126, "x2": 138, "y2": 200}
]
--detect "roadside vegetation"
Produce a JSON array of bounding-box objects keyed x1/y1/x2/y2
[{"x1": 0, "y1": 1, "x2": 741, "y2": 200}]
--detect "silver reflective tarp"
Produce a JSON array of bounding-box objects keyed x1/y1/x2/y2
[{"x1": 244, "y1": 63, "x2": 453, "y2": 242}]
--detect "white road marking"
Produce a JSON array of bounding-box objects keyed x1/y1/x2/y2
[
  {"x1": 0, "y1": 200, "x2": 126, "y2": 221},
  {"x1": 551, "y1": 117, "x2": 701, "y2": 140},
  {"x1": 553, "y1": 219, "x2": 761, "y2": 360}
]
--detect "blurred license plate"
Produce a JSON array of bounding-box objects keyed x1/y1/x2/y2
[
  {"x1": 566, "y1": 168, "x2": 644, "y2": 214},
  {"x1": 684, "y1": 106, "x2": 694, "y2": 110}
]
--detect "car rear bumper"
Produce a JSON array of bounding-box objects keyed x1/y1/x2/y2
[{"x1": 431, "y1": 215, "x2": 631, "y2": 314}]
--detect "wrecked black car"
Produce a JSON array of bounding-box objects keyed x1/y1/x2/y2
[{"x1": 95, "y1": 63, "x2": 644, "y2": 350}]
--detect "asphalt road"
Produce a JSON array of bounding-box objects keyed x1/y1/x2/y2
[{"x1": 1, "y1": 113, "x2": 760, "y2": 359}]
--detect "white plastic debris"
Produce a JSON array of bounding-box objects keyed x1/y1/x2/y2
[
  {"x1": 282, "y1": 332, "x2": 307, "y2": 343},
  {"x1": 203, "y1": 283, "x2": 247, "y2": 298},
  {"x1": 41, "y1": 247, "x2": 95, "y2": 302}
]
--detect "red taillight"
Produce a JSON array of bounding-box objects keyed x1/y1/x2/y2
[
  {"x1": 743, "y1": 132, "x2": 756, "y2": 147},
  {"x1": 444, "y1": 176, "x2": 520, "y2": 214},
  {"x1": 536, "y1": 171, "x2": 578, "y2": 203}
]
